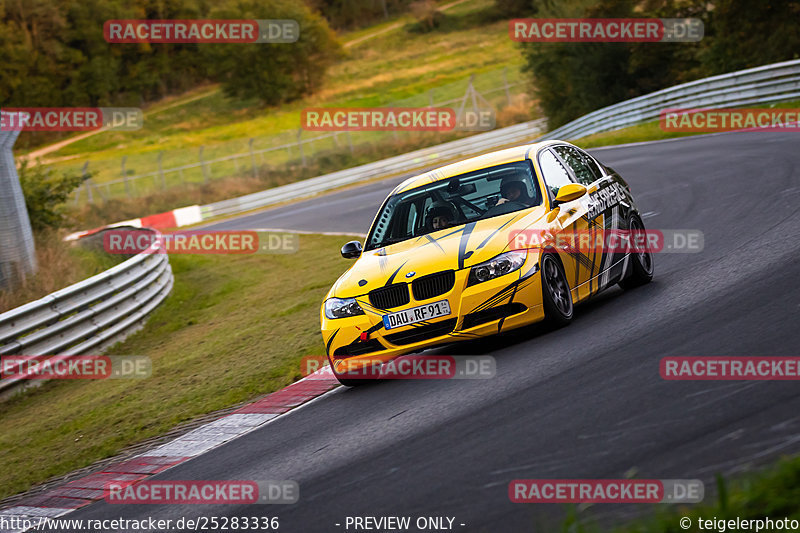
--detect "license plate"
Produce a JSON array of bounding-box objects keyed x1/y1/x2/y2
[{"x1": 382, "y1": 300, "x2": 451, "y2": 330}]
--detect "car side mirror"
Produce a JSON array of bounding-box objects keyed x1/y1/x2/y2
[
  {"x1": 341, "y1": 240, "x2": 362, "y2": 259},
  {"x1": 552, "y1": 183, "x2": 588, "y2": 208}
]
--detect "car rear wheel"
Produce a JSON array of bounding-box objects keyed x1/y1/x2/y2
[
  {"x1": 541, "y1": 253, "x2": 573, "y2": 327},
  {"x1": 619, "y1": 215, "x2": 654, "y2": 289}
]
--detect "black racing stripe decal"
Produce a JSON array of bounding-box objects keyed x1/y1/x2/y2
[
  {"x1": 470, "y1": 266, "x2": 540, "y2": 315},
  {"x1": 470, "y1": 283, "x2": 518, "y2": 314},
  {"x1": 325, "y1": 329, "x2": 339, "y2": 356},
  {"x1": 357, "y1": 299, "x2": 389, "y2": 315},
  {"x1": 423, "y1": 234, "x2": 446, "y2": 253},
  {"x1": 458, "y1": 222, "x2": 477, "y2": 270},
  {"x1": 385, "y1": 261, "x2": 408, "y2": 286},
  {"x1": 477, "y1": 215, "x2": 519, "y2": 250},
  {"x1": 438, "y1": 227, "x2": 464, "y2": 240},
  {"x1": 366, "y1": 321, "x2": 385, "y2": 334},
  {"x1": 587, "y1": 216, "x2": 604, "y2": 294},
  {"x1": 498, "y1": 269, "x2": 523, "y2": 332}
]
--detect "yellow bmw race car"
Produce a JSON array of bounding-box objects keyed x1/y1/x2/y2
[{"x1": 320, "y1": 140, "x2": 654, "y2": 385}]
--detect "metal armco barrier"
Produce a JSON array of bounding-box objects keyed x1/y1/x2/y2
[
  {"x1": 544, "y1": 59, "x2": 800, "y2": 141},
  {"x1": 200, "y1": 59, "x2": 800, "y2": 220},
  {"x1": 0, "y1": 230, "x2": 173, "y2": 397}
]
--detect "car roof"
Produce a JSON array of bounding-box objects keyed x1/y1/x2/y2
[{"x1": 391, "y1": 140, "x2": 562, "y2": 195}]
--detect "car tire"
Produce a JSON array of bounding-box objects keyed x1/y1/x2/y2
[
  {"x1": 619, "y1": 214, "x2": 654, "y2": 289},
  {"x1": 541, "y1": 253, "x2": 574, "y2": 327}
]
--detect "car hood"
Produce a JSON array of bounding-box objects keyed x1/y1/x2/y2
[{"x1": 330, "y1": 206, "x2": 547, "y2": 298}]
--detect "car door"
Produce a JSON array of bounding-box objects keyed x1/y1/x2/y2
[
  {"x1": 552, "y1": 145, "x2": 623, "y2": 293},
  {"x1": 535, "y1": 146, "x2": 595, "y2": 302}
]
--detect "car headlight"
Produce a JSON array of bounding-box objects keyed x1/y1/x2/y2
[
  {"x1": 324, "y1": 297, "x2": 365, "y2": 319},
  {"x1": 468, "y1": 250, "x2": 528, "y2": 286}
]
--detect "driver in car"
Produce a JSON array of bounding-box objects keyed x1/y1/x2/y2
[
  {"x1": 427, "y1": 201, "x2": 458, "y2": 231},
  {"x1": 496, "y1": 177, "x2": 532, "y2": 206}
]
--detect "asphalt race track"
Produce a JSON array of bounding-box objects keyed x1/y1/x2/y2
[{"x1": 65, "y1": 131, "x2": 800, "y2": 531}]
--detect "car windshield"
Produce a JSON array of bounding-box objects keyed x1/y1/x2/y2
[{"x1": 365, "y1": 160, "x2": 542, "y2": 251}]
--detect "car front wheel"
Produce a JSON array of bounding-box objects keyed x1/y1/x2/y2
[{"x1": 541, "y1": 253, "x2": 574, "y2": 327}]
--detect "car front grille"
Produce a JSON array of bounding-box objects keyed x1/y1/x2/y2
[
  {"x1": 384, "y1": 318, "x2": 458, "y2": 346},
  {"x1": 411, "y1": 270, "x2": 456, "y2": 301},
  {"x1": 369, "y1": 283, "x2": 410, "y2": 310}
]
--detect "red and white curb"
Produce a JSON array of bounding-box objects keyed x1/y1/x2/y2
[
  {"x1": 0, "y1": 370, "x2": 339, "y2": 532},
  {"x1": 65, "y1": 205, "x2": 203, "y2": 241}
]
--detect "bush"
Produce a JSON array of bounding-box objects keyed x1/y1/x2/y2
[{"x1": 18, "y1": 161, "x2": 88, "y2": 231}]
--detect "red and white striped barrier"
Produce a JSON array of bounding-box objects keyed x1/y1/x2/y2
[{"x1": 65, "y1": 205, "x2": 203, "y2": 241}]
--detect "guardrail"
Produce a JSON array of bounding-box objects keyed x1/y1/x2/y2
[
  {"x1": 544, "y1": 59, "x2": 800, "y2": 140},
  {"x1": 0, "y1": 229, "x2": 173, "y2": 398},
  {"x1": 201, "y1": 59, "x2": 800, "y2": 220}
]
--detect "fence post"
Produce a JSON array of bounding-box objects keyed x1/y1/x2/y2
[
  {"x1": 86, "y1": 166, "x2": 94, "y2": 203},
  {"x1": 121, "y1": 156, "x2": 131, "y2": 197},
  {"x1": 503, "y1": 67, "x2": 512, "y2": 107},
  {"x1": 199, "y1": 146, "x2": 210, "y2": 183},
  {"x1": 75, "y1": 161, "x2": 89, "y2": 205},
  {"x1": 296, "y1": 128, "x2": 306, "y2": 167},
  {"x1": 158, "y1": 151, "x2": 165, "y2": 188},
  {"x1": 249, "y1": 138, "x2": 257, "y2": 178},
  {"x1": 429, "y1": 89, "x2": 435, "y2": 107}
]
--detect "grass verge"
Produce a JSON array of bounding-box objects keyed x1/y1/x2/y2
[
  {"x1": 0, "y1": 234, "x2": 348, "y2": 499},
  {"x1": 600, "y1": 455, "x2": 799, "y2": 532}
]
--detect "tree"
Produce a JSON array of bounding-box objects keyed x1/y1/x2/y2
[
  {"x1": 703, "y1": 0, "x2": 800, "y2": 74},
  {"x1": 202, "y1": 0, "x2": 342, "y2": 106}
]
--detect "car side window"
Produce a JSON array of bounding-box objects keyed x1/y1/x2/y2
[
  {"x1": 538, "y1": 148, "x2": 574, "y2": 196},
  {"x1": 553, "y1": 145, "x2": 602, "y2": 186}
]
